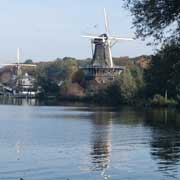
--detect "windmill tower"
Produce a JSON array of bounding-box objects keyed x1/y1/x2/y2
[{"x1": 81, "y1": 9, "x2": 134, "y2": 83}]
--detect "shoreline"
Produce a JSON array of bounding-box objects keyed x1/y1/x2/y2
[{"x1": 0, "y1": 94, "x2": 179, "y2": 109}]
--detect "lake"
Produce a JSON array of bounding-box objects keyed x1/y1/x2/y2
[{"x1": 0, "y1": 98, "x2": 180, "y2": 180}]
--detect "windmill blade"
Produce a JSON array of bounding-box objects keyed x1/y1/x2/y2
[
  {"x1": 20, "y1": 64, "x2": 37, "y2": 67},
  {"x1": 104, "y1": 8, "x2": 109, "y2": 35},
  {"x1": 82, "y1": 35, "x2": 105, "y2": 40},
  {"x1": 0, "y1": 64, "x2": 19, "y2": 66},
  {"x1": 110, "y1": 36, "x2": 134, "y2": 41},
  {"x1": 0, "y1": 63, "x2": 36, "y2": 67}
]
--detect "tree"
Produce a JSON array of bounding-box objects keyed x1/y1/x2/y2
[
  {"x1": 145, "y1": 42, "x2": 180, "y2": 98},
  {"x1": 35, "y1": 63, "x2": 60, "y2": 97},
  {"x1": 130, "y1": 64, "x2": 145, "y2": 97},
  {"x1": 35, "y1": 58, "x2": 79, "y2": 97},
  {"x1": 24, "y1": 59, "x2": 34, "y2": 64},
  {"x1": 119, "y1": 68, "x2": 137, "y2": 103},
  {"x1": 72, "y1": 70, "x2": 85, "y2": 84},
  {"x1": 105, "y1": 81, "x2": 122, "y2": 105},
  {"x1": 124, "y1": 0, "x2": 180, "y2": 43},
  {"x1": 61, "y1": 58, "x2": 78, "y2": 81},
  {"x1": 102, "y1": 65, "x2": 144, "y2": 105}
]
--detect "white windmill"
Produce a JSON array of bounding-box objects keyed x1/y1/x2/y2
[
  {"x1": 0, "y1": 48, "x2": 36, "y2": 76},
  {"x1": 82, "y1": 8, "x2": 134, "y2": 68}
]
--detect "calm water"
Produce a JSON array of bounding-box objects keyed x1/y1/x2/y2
[{"x1": 0, "y1": 98, "x2": 180, "y2": 180}]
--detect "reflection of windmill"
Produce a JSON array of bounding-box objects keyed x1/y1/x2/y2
[
  {"x1": 90, "y1": 111, "x2": 114, "y2": 179},
  {"x1": 0, "y1": 48, "x2": 36, "y2": 76},
  {"x1": 81, "y1": 9, "x2": 134, "y2": 83}
]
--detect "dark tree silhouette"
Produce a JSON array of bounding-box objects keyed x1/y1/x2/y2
[{"x1": 124, "y1": 0, "x2": 180, "y2": 43}]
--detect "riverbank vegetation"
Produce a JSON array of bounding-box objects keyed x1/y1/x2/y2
[
  {"x1": 1, "y1": 45, "x2": 180, "y2": 107},
  {"x1": 0, "y1": 0, "x2": 180, "y2": 107},
  {"x1": 32, "y1": 48, "x2": 180, "y2": 107}
]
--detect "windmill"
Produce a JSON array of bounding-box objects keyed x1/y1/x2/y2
[
  {"x1": 0, "y1": 48, "x2": 36, "y2": 76},
  {"x1": 82, "y1": 8, "x2": 134, "y2": 69},
  {"x1": 0, "y1": 49, "x2": 37, "y2": 97}
]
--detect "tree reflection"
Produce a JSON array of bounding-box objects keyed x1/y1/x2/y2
[
  {"x1": 145, "y1": 109, "x2": 180, "y2": 178},
  {"x1": 88, "y1": 107, "x2": 180, "y2": 179}
]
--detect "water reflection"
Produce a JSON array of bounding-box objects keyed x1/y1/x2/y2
[
  {"x1": 0, "y1": 99, "x2": 180, "y2": 180},
  {"x1": 0, "y1": 96, "x2": 37, "y2": 106},
  {"x1": 145, "y1": 109, "x2": 180, "y2": 178},
  {"x1": 90, "y1": 108, "x2": 180, "y2": 179},
  {"x1": 90, "y1": 111, "x2": 114, "y2": 177}
]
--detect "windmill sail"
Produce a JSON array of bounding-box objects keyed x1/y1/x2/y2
[
  {"x1": 82, "y1": 9, "x2": 133, "y2": 69},
  {"x1": 0, "y1": 48, "x2": 37, "y2": 69},
  {"x1": 104, "y1": 8, "x2": 109, "y2": 36}
]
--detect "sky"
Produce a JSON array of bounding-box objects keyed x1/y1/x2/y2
[{"x1": 0, "y1": 0, "x2": 153, "y2": 63}]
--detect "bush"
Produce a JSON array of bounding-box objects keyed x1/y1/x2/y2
[{"x1": 150, "y1": 94, "x2": 178, "y2": 107}]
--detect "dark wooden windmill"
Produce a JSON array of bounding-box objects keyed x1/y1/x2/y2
[{"x1": 81, "y1": 9, "x2": 134, "y2": 83}]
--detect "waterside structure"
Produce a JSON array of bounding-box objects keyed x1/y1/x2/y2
[{"x1": 0, "y1": 49, "x2": 37, "y2": 98}]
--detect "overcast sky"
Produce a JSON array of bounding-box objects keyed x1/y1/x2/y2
[{"x1": 0, "y1": 0, "x2": 153, "y2": 63}]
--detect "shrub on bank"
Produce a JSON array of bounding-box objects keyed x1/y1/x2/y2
[{"x1": 149, "y1": 94, "x2": 178, "y2": 107}]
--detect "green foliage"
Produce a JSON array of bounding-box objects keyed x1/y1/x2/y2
[
  {"x1": 36, "y1": 58, "x2": 78, "y2": 97},
  {"x1": 95, "y1": 66, "x2": 144, "y2": 105},
  {"x1": 123, "y1": 0, "x2": 180, "y2": 106},
  {"x1": 61, "y1": 58, "x2": 78, "y2": 81},
  {"x1": 118, "y1": 68, "x2": 137, "y2": 103},
  {"x1": 89, "y1": 80, "x2": 122, "y2": 106},
  {"x1": 72, "y1": 70, "x2": 85, "y2": 84},
  {"x1": 63, "y1": 57, "x2": 76, "y2": 61},
  {"x1": 77, "y1": 58, "x2": 92, "y2": 67},
  {"x1": 130, "y1": 64, "x2": 145, "y2": 98},
  {"x1": 37, "y1": 79, "x2": 60, "y2": 98},
  {"x1": 105, "y1": 81, "x2": 122, "y2": 105},
  {"x1": 24, "y1": 59, "x2": 34, "y2": 64},
  {"x1": 124, "y1": 0, "x2": 180, "y2": 43},
  {"x1": 145, "y1": 42, "x2": 180, "y2": 98}
]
